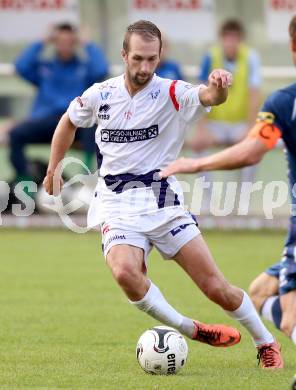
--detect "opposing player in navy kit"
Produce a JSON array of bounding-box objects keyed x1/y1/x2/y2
[
  {"x1": 44, "y1": 20, "x2": 282, "y2": 368},
  {"x1": 161, "y1": 15, "x2": 296, "y2": 357}
]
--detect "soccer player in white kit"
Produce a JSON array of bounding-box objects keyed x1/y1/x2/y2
[{"x1": 44, "y1": 20, "x2": 282, "y2": 368}]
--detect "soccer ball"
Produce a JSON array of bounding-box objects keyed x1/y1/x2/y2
[{"x1": 136, "y1": 326, "x2": 188, "y2": 375}]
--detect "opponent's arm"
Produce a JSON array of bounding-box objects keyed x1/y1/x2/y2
[
  {"x1": 43, "y1": 113, "x2": 77, "y2": 195},
  {"x1": 198, "y1": 69, "x2": 232, "y2": 106},
  {"x1": 160, "y1": 121, "x2": 282, "y2": 177},
  {"x1": 160, "y1": 138, "x2": 266, "y2": 177}
]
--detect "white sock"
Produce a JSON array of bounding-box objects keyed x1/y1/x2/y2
[
  {"x1": 130, "y1": 281, "x2": 195, "y2": 338},
  {"x1": 291, "y1": 327, "x2": 296, "y2": 345},
  {"x1": 225, "y1": 291, "x2": 274, "y2": 346},
  {"x1": 261, "y1": 296, "x2": 278, "y2": 323}
]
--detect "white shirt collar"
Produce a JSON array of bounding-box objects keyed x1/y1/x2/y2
[{"x1": 119, "y1": 73, "x2": 157, "y2": 99}]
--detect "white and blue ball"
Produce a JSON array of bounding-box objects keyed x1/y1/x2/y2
[{"x1": 136, "y1": 326, "x2": 188, "y2": 375}]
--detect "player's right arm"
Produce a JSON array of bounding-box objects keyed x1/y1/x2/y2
[
  {"x1": 43, "y1": 113, "x2": 77, "y2": 195},
  {"x1": 44, "y1": 87, "x2": 99, "y2": 195}
]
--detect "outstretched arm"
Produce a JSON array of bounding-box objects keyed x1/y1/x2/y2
[
  {"x1": 199, "y1": 69, "x2": 232, "y2": 107},
  {"x1": 163, "y1": 138, "x2": 268, "y2": 178},
  {"x1": 160, "y1": 119, "x2": 282, "y2": 178}
]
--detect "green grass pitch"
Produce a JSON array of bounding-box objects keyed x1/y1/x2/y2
[{"x1": 0, "y1": 229, "x2": 294, "y2": 389}]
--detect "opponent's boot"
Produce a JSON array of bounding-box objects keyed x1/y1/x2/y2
[{"x1": 257, "y1": 340, "x2": 284, "y2": 369}]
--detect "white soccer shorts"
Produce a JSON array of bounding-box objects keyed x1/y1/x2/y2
[{"x1": 101, "y1": 210, "x2": 200, "y2": 264}]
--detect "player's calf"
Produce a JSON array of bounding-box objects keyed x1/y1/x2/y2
[
  {"x1": 199, "y1": 275, "x2": 243, "y2": 311},
  {"x1": 280, "y1": 290, "x2": 296, "y2": 339}
]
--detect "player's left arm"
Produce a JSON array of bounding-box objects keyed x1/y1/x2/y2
[
  {"x1": 160, "y1": 120, "x2": 281, "y2": 177},
  {"x1": 198, "y1": 69, "x2": 232, "y2": 106}
]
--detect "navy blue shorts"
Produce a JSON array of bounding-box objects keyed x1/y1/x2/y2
[{"x1": 266, "y1": 216, "x2": 296, "y2": 295}]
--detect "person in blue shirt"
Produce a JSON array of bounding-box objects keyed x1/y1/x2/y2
[
  {"x1": 155, "y1": 37, "x2": 183, "y2": 80},
  {"x1": 160, "y1": 15, "x2": 296, "y2": 352},
  {"x1": 156, "y1": 59, "x2": 183, "y2": 80},
  {"x1": 9, "y1": 22, "x2": 109, "y2": 181}
]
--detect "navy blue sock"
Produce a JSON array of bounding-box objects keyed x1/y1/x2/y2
[{"x1": 271, "y1": 297, "x2": 282, "y2": 330}]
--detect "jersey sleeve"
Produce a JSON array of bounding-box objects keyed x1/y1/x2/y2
[
  {"x1": 247, "y1": 91, "x2": 284, "y2": 149},
  {"x1": 67, "y1": 84, "x2": 100, "y2": 128},
  {"x1": 172, "y1": 80, "x2": 211, "y2": 123}
]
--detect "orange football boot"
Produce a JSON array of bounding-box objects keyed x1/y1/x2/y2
[
  {"x1": 257, "y1": 340, "x2": 284, "y2": 369},
  {"x1": 193, "y1": 321, "x2": 241, "y2": 347}
]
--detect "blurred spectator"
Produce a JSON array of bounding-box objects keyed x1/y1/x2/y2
[
  {"x1": 9, "y1": 22, "x2": 109, "y2": 182},
  {"x1": 156, "y1": 37, "x2": 184, "y2": 80},
  {"x1": 189, "y1": 19, "x2": 261, "y2": 210}
]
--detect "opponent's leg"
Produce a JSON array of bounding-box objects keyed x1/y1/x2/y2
[
  {"x1": 249, "y1": 272, "x2": 279, "y2": 312},
  {"x1": 249, "y1": 289, "x2": 296, "y2": 360},
  {"x1": 255, "y1": 220, "x2": 296, "y2": 344},
  {"x1": 174, "y1": 234, "x2": 283, "y2": 368},
  {"x1": 106, "y1": 244, "x2": 199, "y2": 337},
  {"x1": 279, "y1": 222, "x2": 296, "y2": 342},
  {"x1": 280, "y1": 290, "x2": 296, "y2": 342},
  {"x1": 249, "y1": 271, "x2": 282, "y2": 330}
]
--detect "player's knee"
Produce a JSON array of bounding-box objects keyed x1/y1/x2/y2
[
  {"x1": 111, "y1": 262, "x2": 141, "y2": 288},
  {"x1": 248, "y1": 274, "x2": 278, "y2": 312},
  {"x1": 248, "y1": 280, "x2": 262, "y2": 311}
]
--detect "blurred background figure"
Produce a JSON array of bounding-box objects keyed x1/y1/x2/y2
[
  {"x1": 155, "y1": 36, "x2": 184, "y2": 80},
  {"x1": 9, "y1": 22, "x2": 109, "y2": 187},
  {"x1": 194, "y1": 19, "x2": 261, "y2": 150},
  {"x1": 189, "y1": 19, "x2": 262, "y2": 211}
]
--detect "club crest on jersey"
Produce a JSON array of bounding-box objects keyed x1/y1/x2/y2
[
  {"x1": 76, "y1": 96, "x2": 84, "y2": 107},
  {"x1": 256, "y1": 111, "x2": 275, "y2": 124},
  {"x1": 150, "y1": 89, "x2": 160, "y2": 100},
  {"x1": 100, "y1": 91, "x2": 112, "y2": 100},
  {"x1": 98, "y1": 104, "x2": 111, "y2": 120},
  {"x1": 124, "y1": 111, "x2": 132, "y2": 120}
]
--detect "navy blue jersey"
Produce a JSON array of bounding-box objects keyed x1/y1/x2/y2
[{"x1": 260, "y1": 83, "x2": 296, "y2": 206}]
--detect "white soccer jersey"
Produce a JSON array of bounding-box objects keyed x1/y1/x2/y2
[{"x1": 67, "y1": 74, "x2": 210, "y2": 227}]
